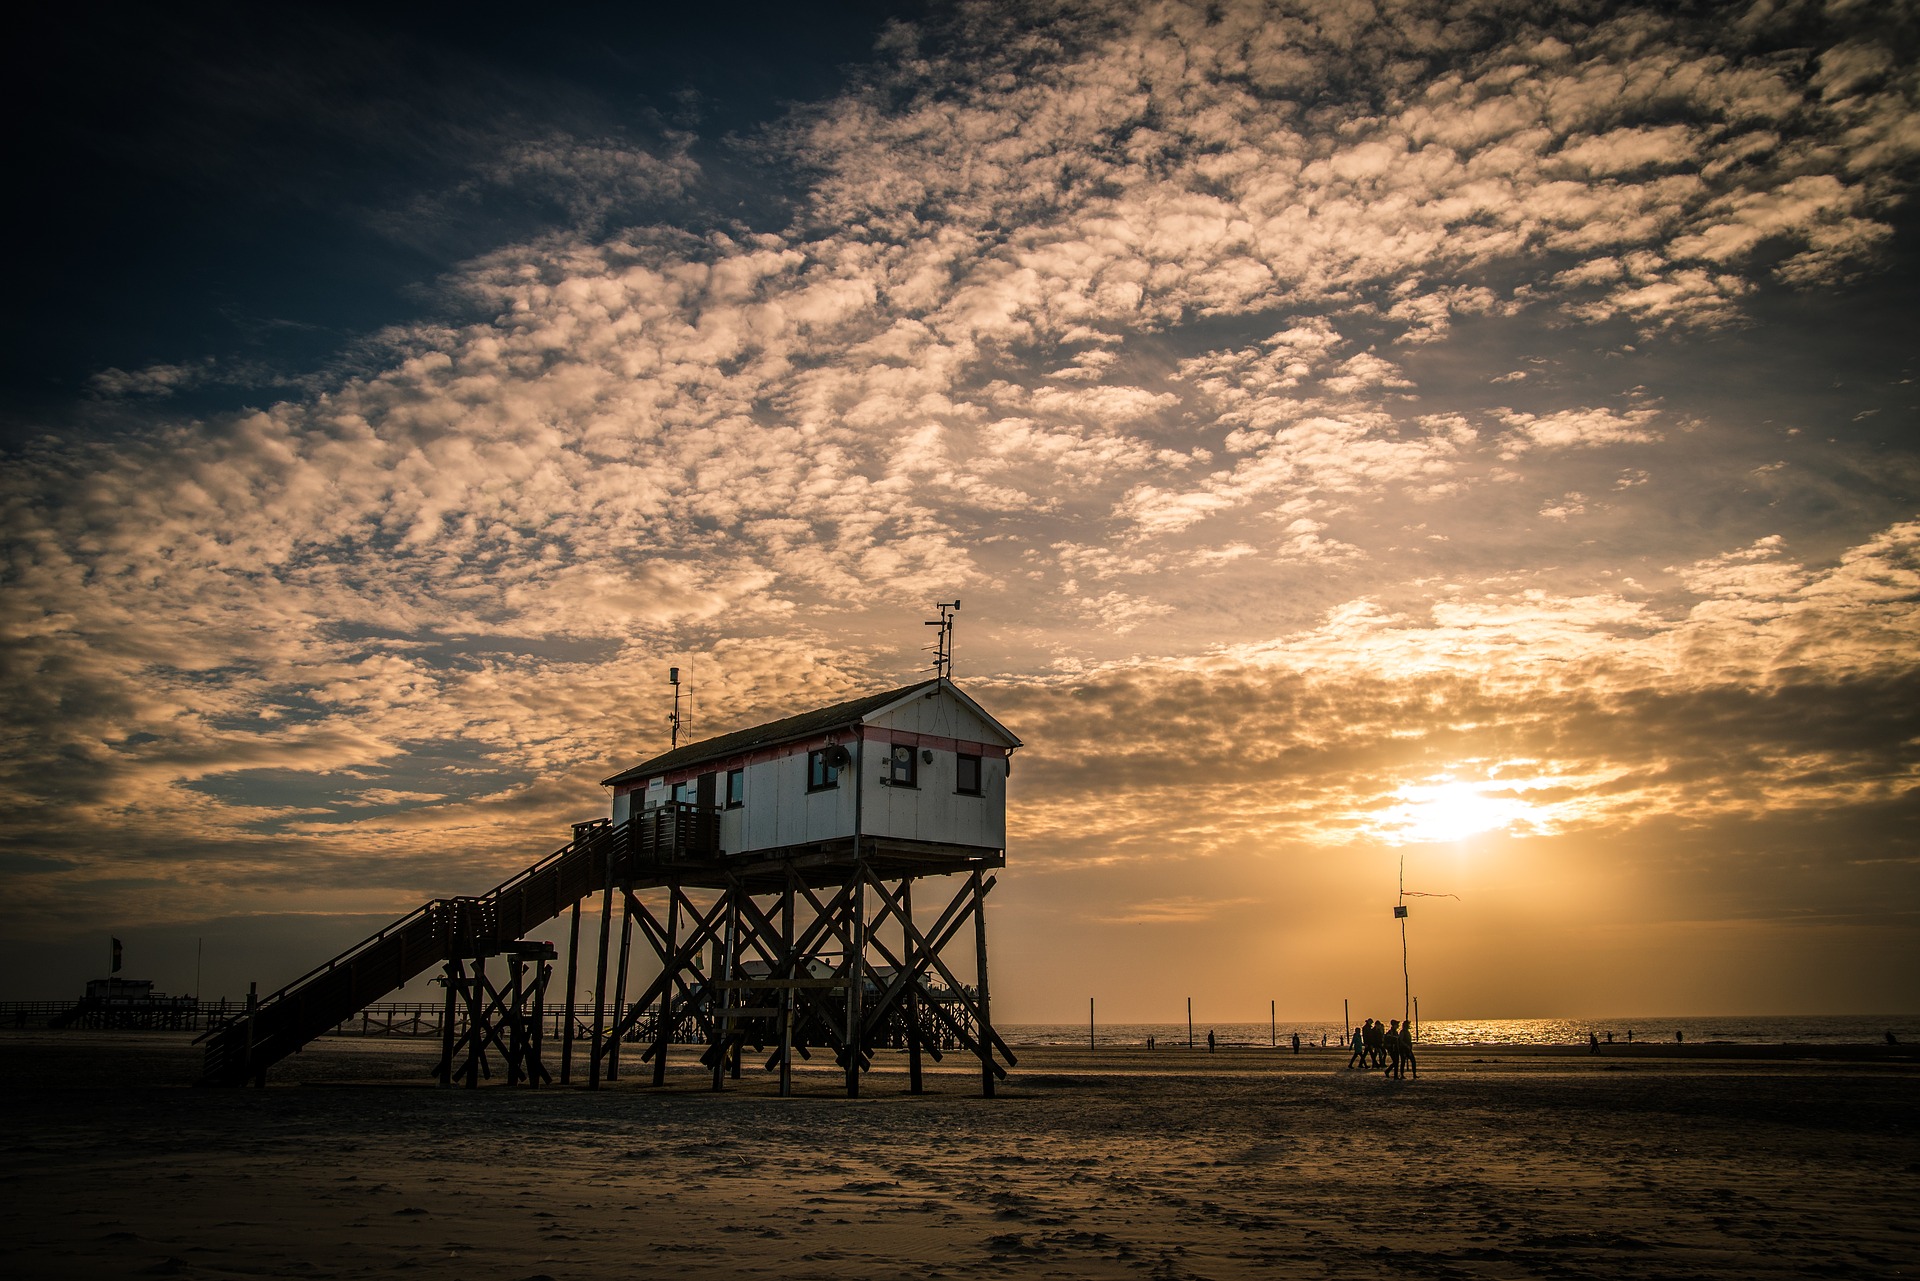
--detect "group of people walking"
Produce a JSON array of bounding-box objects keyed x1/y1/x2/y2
[{"x1": 1346, "y1": 1017, "x2": 1416, "y2": 1078}]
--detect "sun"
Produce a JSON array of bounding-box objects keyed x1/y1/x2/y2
[{"x1": 1384, "y1": 778, "x2": 1533, "y2": 844}]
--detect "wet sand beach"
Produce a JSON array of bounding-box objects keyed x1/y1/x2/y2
[{"x1": 2, "y1": 1034, "x2": 1915, "y2": 1279}]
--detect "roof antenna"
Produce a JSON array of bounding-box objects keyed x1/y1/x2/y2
[
  {"x1": 668, "y1": 666, "x2": 683, "y2": 748},
  {"x1": 924, "y1": 600, "x2": 960, "y2": 680}
]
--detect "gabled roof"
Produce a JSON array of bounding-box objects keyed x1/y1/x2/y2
[{"x1": 603, "y1": 677, "x2": 1020, "y2": 787}]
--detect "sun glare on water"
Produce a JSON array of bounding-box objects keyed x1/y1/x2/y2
[{"x1": 1383, "y1": 778, "x2": 1536, "y2": 844}]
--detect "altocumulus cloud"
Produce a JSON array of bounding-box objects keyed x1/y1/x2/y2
[{"x1": 1, "y1": 0, "x2": 1916, "y2": 1010}]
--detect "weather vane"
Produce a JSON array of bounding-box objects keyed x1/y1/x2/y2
[{"x1": 924, "y1": 600, "x2": 960, "y2": 679}]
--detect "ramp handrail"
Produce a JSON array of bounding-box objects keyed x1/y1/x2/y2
[
  {"x1": 197, "y1": 898, "x2": 442, "y2": 1041},
  {"x1": 241, "y1": 818, "x2": 625, "y2": 1017},
  {"x1": 196, "y1": 808, "x2": 733, "y2": 1083},
  {"x1": 195, "y1": 819, "x2": 623, "y2": 1078},
  {"x1": 483, "y1": 817, "x2": 621, "y2": 901}
]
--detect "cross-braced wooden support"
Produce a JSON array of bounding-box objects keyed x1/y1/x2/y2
[
  {"x1": 435, "y1": 942, "x2": 557, "y2": 1089},
  {"x1": 586, "y1": 861, "x2": 1013, "y2": 1096}
]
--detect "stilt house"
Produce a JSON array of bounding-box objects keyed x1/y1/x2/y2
[
  {"x1": 602, "y1": 676, "x2": 1020, "y2": 875},
  {"x1": 195, "y1": 675, "x2": 1024, "y2": 1095}
]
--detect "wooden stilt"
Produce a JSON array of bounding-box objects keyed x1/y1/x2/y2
[
  {"x1": 904, "y1": 877, "x2": 923, "y2": 1094},
  {"x1": 437, "y1": 959, "x2": 458, "y2": 1087},
  {"x1": 851, "y1": 870, "x2": 1012, "y2": 1082},
  {"x1": 653, "y1": 882, "x2": 679, "y2": 1087},
  {"x1": 465, "y1": 957, "x2": 485, "y2": 1088},
  {"x1": 845, "y1": 873, "x2": 865, "y2": 1097},
  {"x1": 972, "y1": 868, "x2": 994, "y2": 1098},
  {"x1": 507, "y1": 956, "x2": 525, "y2": 1086},
  {"x1": 560, "y1": 896, "x2": 580, "y2": 1084},
  {"x1": 529, "y1": 956, "x2": 547, "y2": 1086},
  {"x1": 780, "y1": 871, "x2": 795, "y2": 1097},
  {"x1": 588, "y1": 871, "x2": 614, "y2": 1090},
  {"x1": 728, "y1": 896, "x2": 743, "y2": 1081},
  {"x1": 710, "y1": 915, "x2": 726, "y2": 1093},
  {"x1": 608, "y1": 889, "x2": 633, "y2": 1081}
]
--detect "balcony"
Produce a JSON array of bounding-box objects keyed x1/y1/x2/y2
[{"x1": 629, "y1": 801, "x2": 721, "y2": 865}]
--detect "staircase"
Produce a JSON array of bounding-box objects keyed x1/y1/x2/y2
[{"x1": 197, "y1": 815, "x2": 638, "y2": 1086}]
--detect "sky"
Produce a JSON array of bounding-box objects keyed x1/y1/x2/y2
[{"x1": 2, "y1": 0, "x2": 1916, "y2": 1021}]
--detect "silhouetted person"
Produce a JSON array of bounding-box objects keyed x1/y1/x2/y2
[
  {"x1": 1347, "y1": 1023, "x2": 1368, "y2": 1069},
  {"x1": 1206, "y1": 1028, "x2": 1216, "y2": 1053},
  {"x1": 1676, "y1": 1030, "x2": 1684, "y2": 1044},
  {"x1": 1606, "y1": 1030, "x2": 1614, "y2": 1044},
  {"x1": 1384, "y1": 1019, "x2": 1403, "y2": 1077},
  {"x1": 1365, "y1": 1017, "x2": 1386, "y2": 1068},
  {"x1": 1627, "y1": 1028, "x2": 1634, "y2": 1043},
  {"x1": 1887, "y1": 1030, "x2": 1898, "y2": 1046},
  {"x1": 1400, "y1": 1022, "x2": 1418, "y2": 1078},
  {"x1": 1292, "y1": 1031, "x2": 1301, "y2": 1054},
  {"x1": 1589, "y1": 1031, "x2": 1599, "y2": 1054}
]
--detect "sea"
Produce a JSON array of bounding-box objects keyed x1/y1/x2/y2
[{"x1": 1001, "y1": 1015, "x2": 1916, "y2": 1049}]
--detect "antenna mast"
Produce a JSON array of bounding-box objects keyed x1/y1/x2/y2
[
  {"x1": 1397, "y1": 854, "x2": 1409, "y2": 1027},
  {"x1": 1393, "y1": 856, "x2": 1459, "y2": 1037},
  {"x1": 668, "y1": 666, "x2": 683, "y2": 748},
  {"x1": 924, "y1": 600, "x2": 961, "y2": 679}
]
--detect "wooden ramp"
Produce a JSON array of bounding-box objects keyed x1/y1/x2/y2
[{"x1": 195, "y1": 819, "x2": 622, "y2": 1086}]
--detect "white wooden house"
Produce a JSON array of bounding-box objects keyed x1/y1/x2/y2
[{"x1": 602, "y1": 677, "x2": 1020, "y2": 868}]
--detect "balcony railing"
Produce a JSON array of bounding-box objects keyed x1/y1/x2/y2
[{"x1": 629, "y1": 801, "x2": 720, "y2": 864}]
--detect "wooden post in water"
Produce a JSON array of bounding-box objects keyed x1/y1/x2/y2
[
  {"x1": 1271, "y1": 999, "x2": 1276, "y2": 1048},
  {"x1": 1089, "y1": 997, "x2": 1095, "y2": 1051},
  {"x1": 1187, "y1": 996, "x2": 1193, "y2": 1049}
]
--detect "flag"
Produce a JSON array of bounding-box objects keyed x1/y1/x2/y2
[{"x1": 111, "y1": 937, "x2": 122, "y2": 973}]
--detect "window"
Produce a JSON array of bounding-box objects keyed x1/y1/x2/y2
[
  {"x1": 886, "y1": 743, "x2": 917, "y2": 787},
  {"x1": 807, "y1": 749, "x2": 841, "y2": 791},
  {"x1": 725, "y1": 768, "x2": 744, "y2": 808},
  {"x1": 671, "y1": 779, "x2": 694, "y2": 805},
  {"x1": 955, "y1": 753, "x2": 983, "y2": 796}
]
